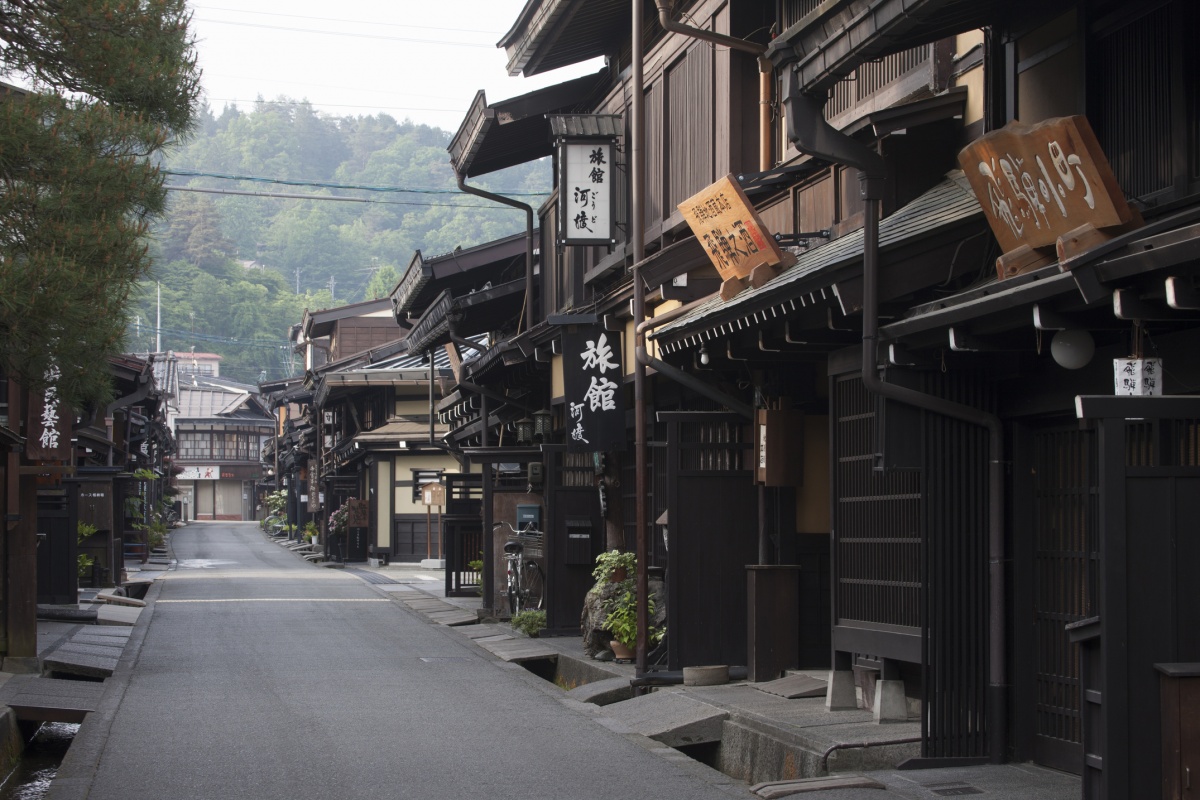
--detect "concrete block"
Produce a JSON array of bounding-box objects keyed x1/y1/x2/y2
[
  {"x1": 826, "y1": 670, "x2": 857, "y2": 710},
  {"x1": 872, "y1": 679, "x2": 907, "y2": 722},
  {"x1": 96, "y1": 605, "x2": 141, "y2": 626},
  {"x1": 567, "y1": 676, "x2": 633, "y2": 706},
  {"x1": 601, "y1": 690, "x2": 727, "y2": 748}
]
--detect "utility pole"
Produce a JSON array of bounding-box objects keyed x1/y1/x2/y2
[
  {"x1": 328, "y1": 274, "x2": 336, "y2": 304},
  {"x1": 295, "y1": 267, "x2": 301, "y2": 294},
  {"x1": 156, "y1": 282, "x2": 162, "y2": 353}
]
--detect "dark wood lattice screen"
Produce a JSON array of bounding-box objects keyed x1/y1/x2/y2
[{"x1": 833, "y1": 375, "x2": 922, "y2": 629}]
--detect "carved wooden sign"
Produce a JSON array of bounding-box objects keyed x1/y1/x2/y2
[
  {"x1": 347, "y1": 497, "x2": 370, "y2": 527},
  {"x1": 679, "y1": 174, "x2": 784, "y2": 288},
  {"x1": 957, "y1": 116, "x2": 1134, "y2": 255}
]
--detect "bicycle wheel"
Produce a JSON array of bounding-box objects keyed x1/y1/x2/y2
[
  {"x1": 522, "y1": 560, "x2": 545, "y2": 611},
  {"x1": 507, "y1": 562, "x2": 521, "y2": 615}
]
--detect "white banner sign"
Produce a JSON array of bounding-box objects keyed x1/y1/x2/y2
[{"x1": 178, "y1": 466, "x2": 219, "y2": 480}]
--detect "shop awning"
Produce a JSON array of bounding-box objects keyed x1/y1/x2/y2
[{"x1": 650, "y1": 171, "x2": 987, "y2": 354}]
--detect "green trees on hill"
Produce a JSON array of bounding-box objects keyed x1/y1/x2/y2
[{"x1": 137, "y1": 98, "x2": 550, "y2": 385}]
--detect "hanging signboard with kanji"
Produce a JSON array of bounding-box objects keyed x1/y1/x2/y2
[
  {"x1": 562, "y1": 326, "x2": 624, "y2": 453},
  {"x1": 957, "y1": 115, "x2": 1135, "y2": 255},
  {"x1": 26, "y1": 363, "x2": 72, "y2": 461},
  {"x1": 558, "y1": 140, "x2": 616, "y2": 245},
  {"x1": 678, "y1": 174, "x2": 785, "y2": 287}
]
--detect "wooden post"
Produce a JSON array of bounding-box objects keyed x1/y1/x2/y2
[{"x1": 426, "y1": 505, "x2": 432, "y2": 560}]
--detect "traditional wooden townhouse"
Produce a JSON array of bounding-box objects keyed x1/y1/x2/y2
[
  {"x1": 634, "y1": 0, "x2": 1198, "y2": 795},
  {"x1": 170, "y1": 375, "x2": 274, "y2": 522},
  {"x1": 305, "y1": 337, "x2": 462, "y2": 567},
  {"x1": 455, "y1": 0, "x2": 1200, "y2": 794}
]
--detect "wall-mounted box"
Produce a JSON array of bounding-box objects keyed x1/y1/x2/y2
[{"x1": 755, "y1": 409, "x2": 804, "y2": 486}]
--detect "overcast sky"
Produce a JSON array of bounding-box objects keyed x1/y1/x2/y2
[{"x1": 189, "y1": 1, "x2": 603, "y2": 133}]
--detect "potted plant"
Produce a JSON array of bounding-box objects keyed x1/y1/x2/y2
[
  {"x1": 603, "y1": 585, "x2": 662, "y2": 662},
  {"x1": 593, "y1": 549, "x2": 637, "y2": 584},
  {"x1": 303, "y1": 521, "x2": 320, "y2": 544}
]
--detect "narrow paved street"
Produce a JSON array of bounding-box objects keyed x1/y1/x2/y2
[{"x1": 48, "y1": 522, "x2": 748, "y2": 800}]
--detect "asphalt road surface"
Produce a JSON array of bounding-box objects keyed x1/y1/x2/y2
[{"x1": 48, "y1": 522, "x2": 751, "y2": 800}]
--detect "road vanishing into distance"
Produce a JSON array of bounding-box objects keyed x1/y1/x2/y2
[{"x1": 48, "y1": 521, "x2": 750, "y2": 800}]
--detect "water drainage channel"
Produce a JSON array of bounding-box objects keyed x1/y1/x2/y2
[{"x1": 0, "y1": 723, "x2": 78, "y2": 800}]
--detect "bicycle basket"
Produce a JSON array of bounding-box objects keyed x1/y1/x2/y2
[{"x1": 508, "y1": 533, "x2": 543, "y2": 560}]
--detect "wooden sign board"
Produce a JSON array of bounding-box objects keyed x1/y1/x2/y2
[
  {"x1": 347, "y1": 497, "x2": 370, "y2": 527},
  {"x1": 957, "y1": 115, "x2": 1135, "y2": 256},
  {"x1": 420, "y1": 482, "x2": 446, "y2": 507},
  {"x1": 679, "y1": 174, "x2": 784, "y2": 285}
]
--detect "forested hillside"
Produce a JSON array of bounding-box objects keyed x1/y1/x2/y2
[{"x1": 129, "y1": 98, "x2": 550, "y2": 385}]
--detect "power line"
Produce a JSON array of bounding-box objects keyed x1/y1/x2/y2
[
  {"x1": 190, "y1": 5, "x2": 503, "y2": 36},
  {"x1": 193, "y1": 17, "x2": 495, "y2": 47},
  {"x1": 163, "y1": 168, "x2": 549, "y2": 197},
  {"x1": 203, "y1": 96, "x2": 466, "y2": 115},
  {"x1": 163, "y1": 184, "x2": 537, "y2": 208}
]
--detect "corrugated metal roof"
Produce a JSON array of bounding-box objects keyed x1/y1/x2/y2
[
  {"x1": 651, "y1": 171, "x2": 983, "y2": 342},
  {"x1": 548, "y1": 114, "x2": 623, "y2": 139}
]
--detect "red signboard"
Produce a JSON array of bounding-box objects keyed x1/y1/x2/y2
[{"x1": 957, "y1": 115, "x2": 1134, "y2": 255}]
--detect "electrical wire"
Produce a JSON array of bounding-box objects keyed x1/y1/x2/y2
[
  {"x1": 193, "y1": 17, "x2": 494, "y2": 47},
  {"x1": 189, "y1": 5, "x2": 502, "y2": 36},
  {"x1": 163, "y1": 168, "x2": 550, "y2": 197},
  {"x1": 163, "y1": 184, "x2": 536, "y2": 208}
]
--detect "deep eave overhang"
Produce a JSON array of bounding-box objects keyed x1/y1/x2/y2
[
  {"x1": 405, "y1": 280, "x2": 526, "y2": 356},
  {"x1": 390, "y1": 230, "x2": 529, "y2": 319},
  {"x1": 881, "y1": 205, "x2": 1200, "y2": 342},
  {"x1": 499, "y1": 0, "x2": 627, "y2": 77},
  {"x1": 448, "y1": 68, "x2": 609, "y2": 178},
  {"x1": 302, "y1": 298, "x2": 393, "y2": 340},
  {"x1": 765, "y1": 0, "x2": 1008, "y2": 93}
]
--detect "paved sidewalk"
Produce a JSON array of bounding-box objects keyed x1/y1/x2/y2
[{"x1": 349, "y1": 559, "x2": 1081, "y2": 799}]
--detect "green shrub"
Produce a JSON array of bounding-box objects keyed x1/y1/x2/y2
[{"x1": 511, "y1": 609, "x2": 546, "y2": 638}]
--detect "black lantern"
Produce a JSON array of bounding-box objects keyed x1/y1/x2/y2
[
  {"x1": 532, "y1": 409, "x2": 553, "y2": 442},
  {"x1": 515, "y1": 416, "x2": 534, "y2": 445}
]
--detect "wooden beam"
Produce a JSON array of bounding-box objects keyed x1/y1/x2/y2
[
  {"x1": 996, "y1": 244, "x2": 1055, "y2": 280},
  {"x1": 1165, "y1": 276, "x2": 1200, "y2": 310},
  {"x1": 1113, "y1": 288, "x2": 1198, "y2": 321}
]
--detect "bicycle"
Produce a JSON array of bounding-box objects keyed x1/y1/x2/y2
[{"x1": 493, "y1": 521, "x2": 545, "y2": 615}]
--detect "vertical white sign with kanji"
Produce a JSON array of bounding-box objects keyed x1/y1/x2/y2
[{"x1": 560, "y1": 141, "x2": 614, "y2": 245}]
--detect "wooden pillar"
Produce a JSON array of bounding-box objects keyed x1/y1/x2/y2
[{"x1": 3, "y1": 385, "x2": 38, "y2": 669}]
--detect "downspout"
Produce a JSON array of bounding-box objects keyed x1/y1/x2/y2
[
  {"x1": 653, "y1": 0, "x2": 772, "y2": 171},
  {"x1": 454, "y1": 172, "x2": 535, "y2": 334},
  {"x1": 782, "y1": 72, "x2": 1007, "y2": 763},
  {"x1": 634, "y1": 0, "x2": 771, "y2": 683},
  {"x1": 631, "y1": 0, "x2": 649, "y2": 679},
  {"x1": 634, "y1": 296, "x2": 754, "y2": 421}
]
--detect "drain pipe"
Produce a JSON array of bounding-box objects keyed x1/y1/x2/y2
[
  {"x1": 654, "y1": 0, "x2": 772, "y2": 171},
  {"x1": 634, "y1": 297, "x2": 754, "y2": 421},
  {"x1": 782, "y1": 73, "x2": 1007, "y2": 763},
  {"x1": 455, "y1": 172, "x2": 534, "y2": 333}
]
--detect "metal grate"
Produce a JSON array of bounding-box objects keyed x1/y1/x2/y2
[{"x1": 930, "y1": 787, "x2": 983, "y2": 797}]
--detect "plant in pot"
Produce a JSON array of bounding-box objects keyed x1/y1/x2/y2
[
  {"x1": 603, "y1": 585, "x2": 662, "y2": 662},
  {"x1": 303, "y1": 521, "x2": 320, "y2": 544},
  {"x1": 592, "y1": 549, "x2": 636, "y2": 584}
]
